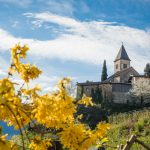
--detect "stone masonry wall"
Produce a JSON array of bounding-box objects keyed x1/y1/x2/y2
[
  {"x1": 131, "y1": 76, "x2": 150, "y2": 104},
  {"x1": 77, "y1": 83, "x2": 113, "y2": 102},
  {"x1": 112, "y1": 83, "x2": 131, "y2": 103}
]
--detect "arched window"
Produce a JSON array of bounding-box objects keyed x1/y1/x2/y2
[
  {"x1": 128, "y1": 76, "x2": 133, "y2": 83},
  {"x1": 86, "y1": 87, "x2": 90, "y2": 92}
]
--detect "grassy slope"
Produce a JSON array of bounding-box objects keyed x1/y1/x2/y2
[
  {"x1": 106, "y1": 108, "x2": 150, "y2": 150},
  {"x1": 11, "y1": 108, "x2": 150, "y2": 150}
]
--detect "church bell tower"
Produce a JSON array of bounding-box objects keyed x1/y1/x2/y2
[{"x1": 114, "y1": 44, "x2": 131, "y2": 73}]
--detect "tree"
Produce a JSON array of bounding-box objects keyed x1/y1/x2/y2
[
  {"x1": 101, "y1": 60, "x2": 108, "y2": 82},
  {"x1": 144, "y1": 63, "x2": 150, "y2": 77},
  {"x1": 76, "y1": 85, "x2": 84, "y2": 100},
  {"x1": 94, "y1": 87, "x2": 103, "y2": 104},
  {"x1": 0, "y1": 44, "x2": 109, "y2": 150},
  {"x1": 91, "y1": 88, "x2": 95, "y2": 101},
  {"x1": 130, "y1": 76, "x2": 150, "y2": 105},
  {"x1": 91, "y1": 87, "x2": 103, "y2": 104}
]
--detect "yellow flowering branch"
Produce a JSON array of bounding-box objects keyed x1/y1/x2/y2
[
  {"x1": 0, "y1": 44, "x2": 110, "y2": 150},
  {"x1": 5, "y1": 103, "x2": 25, "y2": 150}
]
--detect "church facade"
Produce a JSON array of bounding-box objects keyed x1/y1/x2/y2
[{"x1": 76, "y1": 44, "x2": 143, "y2": 104}]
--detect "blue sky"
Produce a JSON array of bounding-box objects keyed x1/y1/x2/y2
[{"x1": 0, "y1": 0, "x2": 150, "y2": 91}]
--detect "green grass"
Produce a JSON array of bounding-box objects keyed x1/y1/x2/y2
[{"x1": 106, "y1": 108, "x2": 150, "y2": 150}]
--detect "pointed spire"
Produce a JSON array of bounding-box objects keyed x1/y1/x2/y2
[{"x1": 114, "y1": 43, "x2": 130, "y2": 62}]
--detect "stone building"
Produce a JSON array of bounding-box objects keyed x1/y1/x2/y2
[
  {"x1": 131, "y1": 76, "x2": 150, "y2": 104},
  {"x1": 77, "y1": 44, "x2": 141, "y2": 104}
]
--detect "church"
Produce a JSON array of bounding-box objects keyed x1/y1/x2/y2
[
  {"x1": 103, "y1": 44, "x2": 139, "y2": 83},
  {"x1": 76, "y1": 44, "x2": 142, "y2": 104}
]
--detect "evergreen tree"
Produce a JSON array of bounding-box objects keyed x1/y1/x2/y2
[
  {"x1": 93, "y1": 86, "x2": 103, "y2": 104},
  {"x1": 91, "y1": 88, "x2": 95, "y2": 101},
  {"x1": 101, "y1": 60, "x2": 108, "y2": 81},
  {"x1": 144, "y1": 63, "x2": 150, "y2": 77},
  {"x1": 77, "y1": 85, "x2": 84, "y2": 100}
]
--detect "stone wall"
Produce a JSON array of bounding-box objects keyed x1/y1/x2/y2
[
  {"x1": 77, "y1": 77, "x2": 150, "y2": 104},
  {"x1": 114, "y1": 76, "x2": 120, "y2": 83},
  {"x1": 131, "y1": 76, "x2": 150, "y2": 104},
  {"x1": 83, "y1": 85, "x2": 97, "y2": 97},
  {"x1": 112, "y1": 83, "x2": 131, "y2": 103},
  {"x1": 120, "y1": 69, "x2": 138, "y2": 83},
  {"x1": 99, "y1": 84, "x2": 113, "y2": 102},
  {"x1": 114, "y1": 59, "x2": 130, "y2": 73},
  {"x1": 112, "y1": 92, "x2": 128, "y2": 103},
  {"x1": 76, "y1": 83, "x2": 113, "y2": 102},
  {"x1": 77, "y1": 83, "x2": 133, "y2": 103}
]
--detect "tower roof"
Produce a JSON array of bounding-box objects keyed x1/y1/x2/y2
[{"x1": 114, "y1": 44, "x2": 130, "y2": 62}]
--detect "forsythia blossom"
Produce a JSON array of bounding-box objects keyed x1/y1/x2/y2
[
  {"x1": 29, "y1": 136, "x2": 52, "y2": 150},
  {"x1": 0, "y1": 134, "x2": 17, "y2": 150},
  {"x1": 0, "y1": 44, "x2": 110, "y2": 150},
  {"x1": 78, "y1": 96, "x2": 93, "y2": 107},
  {"x1": 59, "y1": 123, "x2": 110, "y2": 150},
  {"x1": 0, "y1": 78, "x2": 30, "y2": 129},
  {"x1": 10, "y1": 44, "x2": 42, "y2": 82}
]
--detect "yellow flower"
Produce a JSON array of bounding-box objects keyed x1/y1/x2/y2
[
  {"x1": 18, "y1": 64, "x2": 42, "y2": 82},
  {"x1": 33, "y1": 93, "x2": 76, "y2": 129},
  {"x1": 78, "y1": 96, "x2": 93, "y2": 107},
  {"x1": 59, "y1": 123, "x2": 87, "y2": 150},
  {"x1": 0, "y1": 78, "x2": 15, "y2": 96},
  {"x1": 21, "y1": 85, "x2": 41, "y2": 98},
  {"x1": 0, "y1": 134, "x2": 18, "y2": 150},
  {"x1": 0, "y1": 44, "x2": 110, "y2": 150},
  {"x1": 29, "y1": 136, "x2": 52, "y2": 150},
  {"x1": 95, "y1": 123, "x2": 110, "y2": 138},
  {"x1": 10, "y1": 44, "x2": 42, "y2": 82}
]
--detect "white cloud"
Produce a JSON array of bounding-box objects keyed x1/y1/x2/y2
[
  {"x1": 31, "y1": 20, "x2": 43, "y2": 29},
  {"x1": 24, "y1": 12, "x2": 81, "y2": 28},
  {"x1": 45, "y1": 0, "x2": 75, "y2": 16},
  {"x1": 0, "y1": 69, "x2": 7, "y2": 77},
  {"x1": 1, "y1": 12, "x2": 150, "y2": 75},
  {"x1": 11, "y1": 21, "x2": 19, "y2": 28},
  {"x1": 34, "y1": 75, "x2": 60, "y2": 92},
  {"x1": 0, "y1": 55, "x2": 9, "y2": 78},
  {"x1": 0, "y1": 0, "x2": 32, "y2": 7}
]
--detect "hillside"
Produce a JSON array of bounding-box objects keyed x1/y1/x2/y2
[{"x1": 106, "y1": 108, "x2": 150, "y2": 150}]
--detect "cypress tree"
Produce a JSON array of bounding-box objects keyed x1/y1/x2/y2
[
  {"x1": 91, "y1": 88, "x2": 95, "y2": 101},
  {"x1": 144, "y1": 63, "x2": 150, "y2": 77},
  {"x1": 77, "y1": 86, "x2": 84, "y2": 100},
  {"x1": 101, "y1": 60, "x2": 108, "y2": 81},
  {"x1": 95, "y1": 86, "x2": 103, "y2": 104}
]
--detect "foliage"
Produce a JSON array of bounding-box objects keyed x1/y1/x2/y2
[
  {"x1": 144, "y1": 63, "x2": 150, "y2": 77},
  {"x1": 76, "y1": 85, "x2": 84, "y2": 100},
  {"x1": 101, "y1": 60, "x2": 108, "y2": 82},
  {"x1": 91, "y1": 87, "x2": 103, "y2": 104},
  {"x1": 0, "y1": 44, "x2": 110, "y2": 150},
  {"x1": 77, "y1": 105, "x2": 108, "y2": 129}
]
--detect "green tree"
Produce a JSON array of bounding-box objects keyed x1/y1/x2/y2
[
  {"x1": 91, "y1": 88, "x2": 95, "y2": 101},
  {"x1": 94, "y1": 86, "x2": 103, "y2": 104},
  {"x1": 101, "y1": 60, "x2": 108, "y2": 82},
  {"x1": 76, "y1": 85, "x2": 84, "y2": 100},
  {"x1": 144, "y1": 63, "x2": 150, "y2": 77}
]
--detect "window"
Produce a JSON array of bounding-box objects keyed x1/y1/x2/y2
[
  {"x1": 123, "y1": 64, "x2": 127, "y2": 69},
  {"x1": 86, "y1": 87, "x2": 89, "y2": 92},
  {"x1": 116, "y1": 64, "x2": 118, "y2": 69}
]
